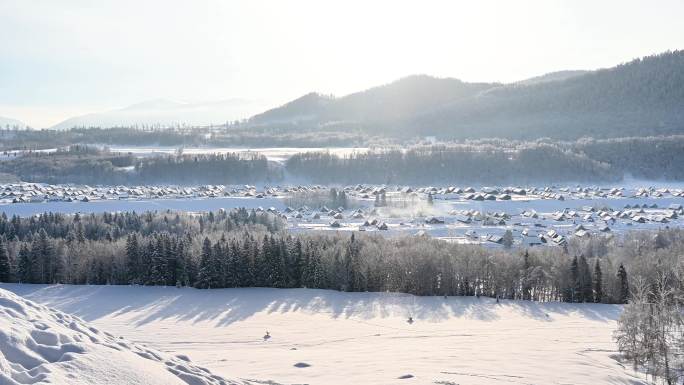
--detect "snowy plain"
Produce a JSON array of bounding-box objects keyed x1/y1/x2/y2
[{"x1": 2, "y1": 284, "x2": 648, "y2": 385}]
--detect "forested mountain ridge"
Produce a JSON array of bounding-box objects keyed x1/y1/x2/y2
[
  {"x1": 515, "y1": 70, "x2": 590, "y2": 85},
  {"x1": 247, "y1": 50, "x2": 684, "y2": 140}
]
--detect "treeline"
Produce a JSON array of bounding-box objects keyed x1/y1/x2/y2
[
  {"x1": 135, "y1": 153, "x2": 278, "y2": 184},
  {"x1": 286, "y1": 144, "x2": 615, "y2": 184},
  {"x1": 286, "y1": 136, "x2": 684, "y2": 184},
  {"x1": 0, "y1": 126, "x2": 370, "y2": 151},
  {"x1": 614, "y1": 253, "x2": 684, "y2": 383},
  {"x1": 0, "y1": 146, "x2": 279, "y2": 185},
  {"x1": 283, "y1": 187, "x2": 351, "y2": 210},
  {"x1": 573, "y1": 136, "x2": 684, "y2": 180},
  {"x1": 2, "y1": 209, "x2": 684, "y2": 306}
]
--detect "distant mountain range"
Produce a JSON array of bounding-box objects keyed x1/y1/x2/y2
[
  {"x1": 50, "y1": 98, "x2": 271, "y2": 130},
  {"x1": 247, "y1": 50, "x2": 684, "y2": 140},
  {"x1": 46, "y1": 50, "x2": 684, "y2": 140},
  {"x1": 0, "y1": 116, "x2": 26, "y2": 129}
]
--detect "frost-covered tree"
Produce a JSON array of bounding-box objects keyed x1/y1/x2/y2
[
  {"x1": 617, "y1": 264, "x2": 630, "y2": 304},
  {"x1": 0, "y1": 237, "x2": 10, "y2": 282},
  {"x1": 196, "y1": 237, "x2": 214, "y2": 289},
  {"x1": 592, "y1": 259, "x2": 603, "y2": 303}
]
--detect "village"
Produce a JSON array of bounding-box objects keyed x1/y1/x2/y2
[{"x1": 1, "y1": 181, "x2": 682, "y2": 248}]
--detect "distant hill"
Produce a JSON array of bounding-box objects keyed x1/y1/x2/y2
[
  {"x1": 247, "y1": 50, "x2": 684, "y2": 140},
  {"x1": 0, "y1": 115, "x2": 27, "y2": 129},
  {"x1": 249, "y1": 75, "x2": 498, "y2": 131},
  {"x1": 51, "y1": 98, "x2": 272, "y2": 130}
]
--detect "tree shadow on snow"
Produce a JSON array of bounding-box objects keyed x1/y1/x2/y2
[{"x1": 0, "y1": 283, "x2": 621, "y2": 328}]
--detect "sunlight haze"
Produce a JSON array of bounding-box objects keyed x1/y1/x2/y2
[{"x1": 1, "y1": 0, "x2": 683, "y2": 127}]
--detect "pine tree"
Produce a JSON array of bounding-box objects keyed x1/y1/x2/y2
[
  {"x1": 224, "y1": 240, "x2": 238, "y2": 288},
  {"x1": 76, "y1": 222, "x2": 86, "y2": 243},
  {"x1": 146, "y1": 236, "x2": 167, "y2": 286},
  {"x1": 290, "y1": 238, "x2": 303, "y2": 288},
  {"x1": 308, "y1": 252, "x2": 324, "y2": 288},
  {"x1": 174, "y1": 239, "x2": 189, "y2": 287},
  {"x1": 140, "y1": 240, "x2": 154, "y2": 284},
  {"x1": 18, "y1": 244, "x2": 32, "y2": 283},
  {"x1": 32, "y1": 230, "x2": 53, "y2": 284},
  {"x1": 212, "y1": 241, "x2": 224, "y2": 288},
  {"x1": 196, "y1": 237, "x2": 213, "y2": 289},
  {"x1": 569, "y1": 255, "x2": 579, "y2": 302},
  {"x1": 164, "y1": 236, "x2": 177, "y2": 286},
  {"x1": 502, "y1": 230, "x2": 514, "y2": 249},
  {"x1": 617, "y1": 264, "x2": 629, "y2": 304},
  {"x1": 329, "y1": 188, "x2": 338, "y2": 207},
  {"x1": 521, "y1": 250, "x2": 531, "y2": 300},
  {"x1": 593, "y1": 259, "x2": 603, "y2": 303},
  {"x1": 125, "y1": 234, "x2": 140, "y2": 284},
  {"x1": 338, "y1": 190, "x2": 348, "y2": 209},
  {"x1": 0, "y1": 237, "x2": 11, "y2": 282},
  {"x1": 578, "y1": 255, "x2": 593, "y2": 303},
  {"x1": 344, "y1": 234, "x2": 356, "y2": 292},
  {"x1": 238, "y1": 237, "x2": 253, "y2": 287}
]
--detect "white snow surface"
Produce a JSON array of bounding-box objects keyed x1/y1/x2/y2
[
  {"x1": 2, "y1": 284, "x2": 648, "y2": 385},
  {"x1": 0, "y1": 288, "x2": 250, "y2": 385}
]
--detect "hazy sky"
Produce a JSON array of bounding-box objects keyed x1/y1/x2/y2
[{"x1": 1, "y1": 0, "x2": 683, "y2": 128}]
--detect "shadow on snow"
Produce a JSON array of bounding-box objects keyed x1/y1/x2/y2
[{"x1": 0, "y1": 283, "x2": 622, "y2": 327}]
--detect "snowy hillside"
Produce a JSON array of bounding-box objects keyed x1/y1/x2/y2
[
  {"x1": 50, "y1": 99, "x2": 272, "y2": 130},
  {"x1": 3, "y1": 284, "x2": 648, "y2": 385},
  {"x1": 0, "y1": 288, "x2": 250, "y2": 385}
]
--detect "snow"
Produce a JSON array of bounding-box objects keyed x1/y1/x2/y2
[
  {"x1": 0, "y1": 287, "x2": 248, "y2": 385},
  {"x1": 105, "y1": 146, "x2": 368, "y2": 164},
  {"x1": 2, "y1": 284, "x2": 648, "y2": 385}
]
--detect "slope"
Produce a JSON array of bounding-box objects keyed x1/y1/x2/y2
[
  {"x1": 409, "y1": 51, "x2": 684, "y2": 139},
  {"x1": 247, "y1": 50, "x2": 684, "y2": 140},
  {"x1": 248, "y1": 75, "x2": 498, "y2": 129},
  {"x1": 0, "y1": 288, "x2": 252, "y2": 385}
]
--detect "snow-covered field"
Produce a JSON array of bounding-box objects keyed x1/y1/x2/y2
[
  {"x1": 0, "y1": 288, "x2": 247, "y2": 385},
  {"x1": 2, "y1": 284, "x2": 647, "y2": 385},
  {"x1": 106, "y1": 146, "x2": 369, "y2": 164}
]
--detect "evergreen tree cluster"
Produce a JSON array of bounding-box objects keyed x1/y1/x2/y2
[{"x1": 2, "y1": 209, "x2": 682, "y2": 306}]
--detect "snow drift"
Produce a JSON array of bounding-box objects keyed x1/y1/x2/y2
[{"x1": 0, "y1": 288, "x2": 246, "y2": 385}]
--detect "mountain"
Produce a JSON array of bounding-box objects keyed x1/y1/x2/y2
[
  {"x1": 51, "y1": 98, "x2": 272, "y2": 130},
  {"x1": 516, "y1": 70, "x2": 590, "y2": 85},
  {"x1": 0, "y1": 116, "x2": 26, "y2": 129},
  {"x1": 249, "y1": 75, "x2": 498, "y2": 130},
  {"x1": 247, "y1": 50, "x2": 684, "y2": 140},
  {"x1": 410, "y1": 51, "x2": 684, "y2": 139},
  {"x1": 250, "y1": 92, "x2": 334, "y2": 125}
]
